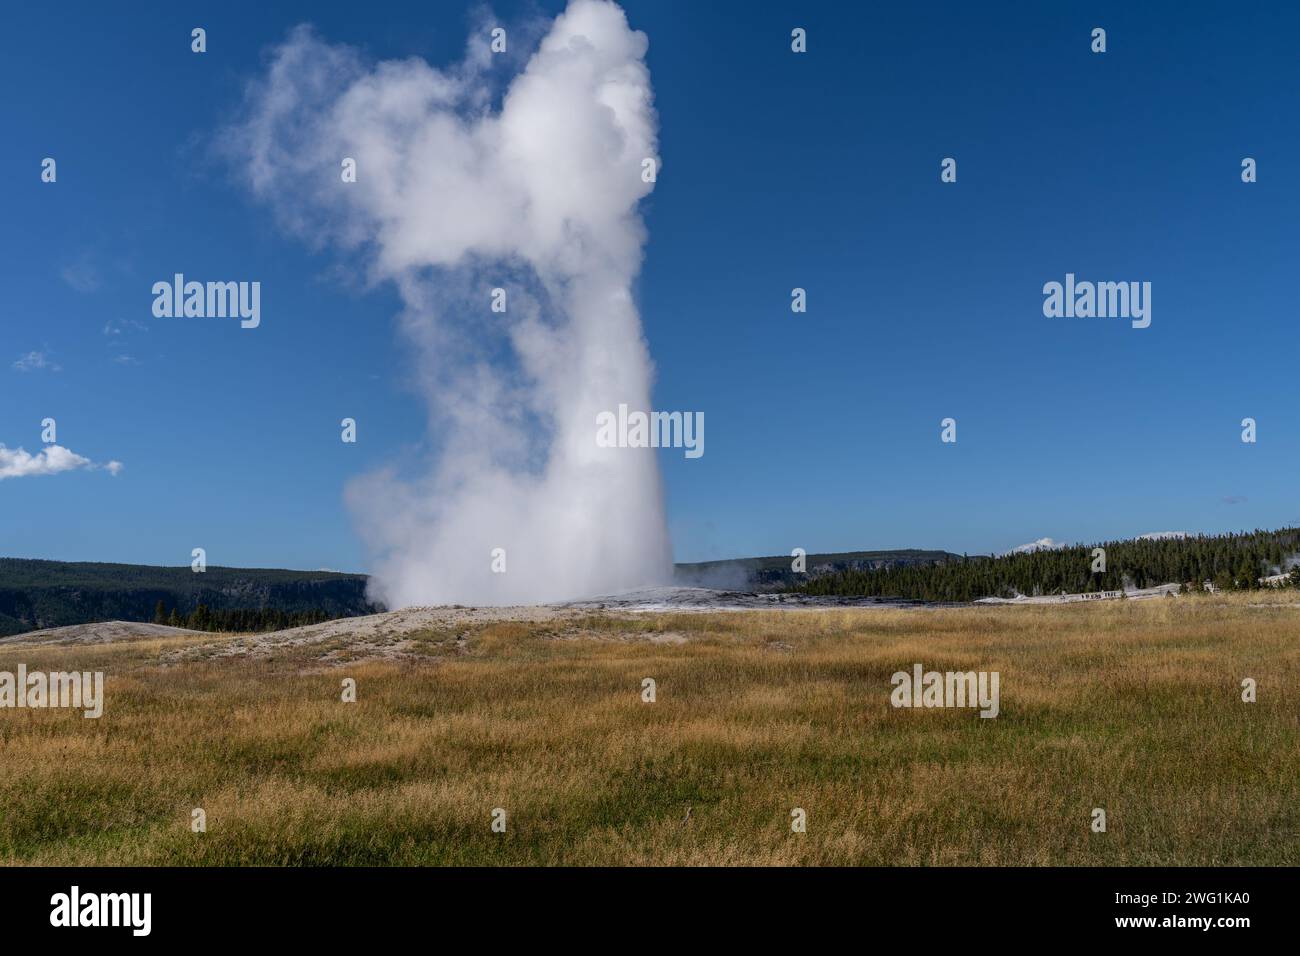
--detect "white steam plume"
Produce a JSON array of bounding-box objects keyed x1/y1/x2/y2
[{"x1": 231, "y1": 0, "x2": 672, "y2": 606}]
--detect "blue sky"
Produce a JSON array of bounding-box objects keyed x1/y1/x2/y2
[{"x1": 2, "y1": 0, "x2": 1297, "y2": 572}]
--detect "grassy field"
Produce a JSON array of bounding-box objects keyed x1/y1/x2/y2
[{"x1": 1, "y1": 593, "x2": 1297, "y2": 866}]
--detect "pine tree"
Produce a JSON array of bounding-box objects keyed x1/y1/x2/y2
[{"x1": 192, "y1": 603, "x2": 211, "y2": 630}]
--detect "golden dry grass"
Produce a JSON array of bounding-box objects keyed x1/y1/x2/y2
[{"x1": 1, "y1": 592, "x2": 1297, "y2": 865}]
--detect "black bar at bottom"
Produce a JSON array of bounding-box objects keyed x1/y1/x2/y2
[{"x1": 0, "y1": 866, "x2": 1277, "y2": 941}]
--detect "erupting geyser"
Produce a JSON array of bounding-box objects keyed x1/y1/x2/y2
[{"x1": 232, "y1": 0, "x2": 672, "y2": 605}]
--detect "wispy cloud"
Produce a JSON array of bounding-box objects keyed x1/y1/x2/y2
[
  {"x1": 0, "y1": 444, "x2": 123, "y2": 480},
  {"x1": 60, "y1": 261, "x2": 101, "y2": 293},
  {"x1": 1222, "y1": 495, "x2": 1248, "y2": 505},
  {"x1": 104, "y1": 320, "x2": 146, "y2": 366},
  {"x1": 103, "y1": 319, "x2": 147, "y2": 336},
  {"x1": 12, "y1": 350, "x2": 61, "y2": 372}
]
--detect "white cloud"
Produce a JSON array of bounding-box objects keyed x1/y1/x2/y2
[
  {"x1": 1007, "y1": 537, "x2": 1067, "y2": 555},
  {"x1": 12, "y1": 350, "x2": 61, "y2": 372},
  {"x1": 230, "y1": 0, "x2": 670, "y2": 607},
  {"x1": 1138, "y1": 531, "x2": 1188, "y2": 540},
  {"x1": 0, "y1": 444, "x2": 123, "y2": 481}
]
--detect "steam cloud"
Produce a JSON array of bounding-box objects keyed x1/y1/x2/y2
[{"x1": 232, "y1": 0, "x2": 672, "y2": 605}]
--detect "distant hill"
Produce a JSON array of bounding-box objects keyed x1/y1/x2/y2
[
  {"x1": 795, "y1": 528, "x2": 1300, "y2": 602},
  {"x1": 31, "y1": 536, "x2": 1247, "y2": 636},
  {"x1": 0, "y1": 550, "x2": 962, "y2": 635},
  {"x1": 674, "y1": 549, "x2": 961, "y2": 592},
  {"x1": 0, "y1": 559, "x2": 380, "y2": 637}
]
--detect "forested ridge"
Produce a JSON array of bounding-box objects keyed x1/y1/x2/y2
[
  {"x1": 0, "y1": 559, "x2": 380, "y2": 636},
  {"x1": 794, "y1": 528, "x2": 1300, "y2": 602}
]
